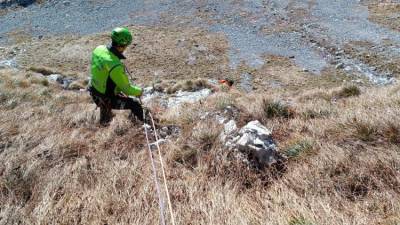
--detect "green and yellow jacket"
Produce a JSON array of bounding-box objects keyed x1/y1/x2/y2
[{"x1": 90, "y1": 45, "x2": 142, "y2": 97}]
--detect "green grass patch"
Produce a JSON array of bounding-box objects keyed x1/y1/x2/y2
[
  {"x1": 171, "y1": 145, "x2": 199, "y2": 167},
  {"x1": 351, "y1": 120, "x2": 378, "y2": 142},
  {"x1": 289, "y1": 216, "x2": 314, "y2": 225},
  {"x1": 262, "y1": 99, "x2": 295, "y2": 119},
  {"x1": 336, "y1": 85, "x2": 361, "y2": 98},
  {"x1": 284, "y1": 139, "x2": 314, "y2": 158}
]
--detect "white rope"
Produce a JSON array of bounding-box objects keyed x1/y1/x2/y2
[
  {"x1": 148, "y1": 113, "x2": 176, "y2": 225},
  {"x1": 130, "y1": 59, "x2": 175, "y2": 224},
  {"x1": 143, "y1": 111, "x2": 166, "y2": 225}
]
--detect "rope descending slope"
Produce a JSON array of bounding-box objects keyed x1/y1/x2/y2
[{"x1": 142, "y1": 106, "x2": 176, "y2": 225}]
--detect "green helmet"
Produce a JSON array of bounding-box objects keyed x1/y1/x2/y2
[{"x1": 111, "y1": 27, "x2": 132, "y2": 46}]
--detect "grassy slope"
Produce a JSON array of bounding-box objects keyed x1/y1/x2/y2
[{"x1": 0, "y1": 28, "x2": 399, "y2": 225}]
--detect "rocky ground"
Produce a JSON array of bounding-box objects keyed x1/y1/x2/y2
[{"x1": 0, "y1": 0, "x2": 400, "y2": 225}]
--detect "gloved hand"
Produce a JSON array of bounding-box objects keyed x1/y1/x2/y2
[{"x1": 137, "y1": 87, "x2": 143, "y2": 97}]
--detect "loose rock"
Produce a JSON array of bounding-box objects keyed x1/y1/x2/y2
[
  {"x1": 336, "y1": 62, "x2": 345, "y2": 69},
  {"x1": 222, "y1": 120, "x2": 281, "y2": 167},
  {"x1": 47, "y1": 74, "x2": 63, "y2": 83}
]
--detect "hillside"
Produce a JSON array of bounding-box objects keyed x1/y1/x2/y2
[{"x1": 1, "y1": 1, "x2": 400, "y2": 225}]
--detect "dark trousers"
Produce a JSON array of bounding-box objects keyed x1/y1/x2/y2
[{"x1": 89, "y1": 88, "x2": 144, "y2": 125}]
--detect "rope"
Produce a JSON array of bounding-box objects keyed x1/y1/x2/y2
[
  {"x1": 127, "y1": 67, "x2": 175, "y2": 224},
  {"x1": 148, "y1": 113, "x2": 176, "y2": 225},
  {"x1": 143, "y1": 110, "x2": 166, "y2": 225},
  {"x1": 142, "y1": 101, "x2": 176, "y2": 225}
]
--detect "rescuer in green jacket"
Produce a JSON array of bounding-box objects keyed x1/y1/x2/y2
[{"x1": 89, "y1": 27, "x2": 144, "y2": 125}]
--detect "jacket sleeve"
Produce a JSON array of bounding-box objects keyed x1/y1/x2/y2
[{"x1": 109, "y1": 65, "x2": 142, "y2": 97}]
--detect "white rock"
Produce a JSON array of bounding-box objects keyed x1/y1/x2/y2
[
  {"x1": 200, "y1": 112, "x2": 210, "y2": 120},
  {"x1": 143, "y1": 87, "x2": 154, "y2": 95},
  {"x1": 237, "y1": 133, "x2": 252, "y2": 148},
  {"x1": 344, "y1": 66, "x2": 353, "y2": 72},
  {"x1": 224, "y1": 120, "x2": 237, "y2": 135},
  {"x1": 47, "y1": 74, "x2": 63, "y2": 83},
  {"x1": 224, "y1": 120, "x2": 279, "y2": 167},
  {"x1": 143, "y1": 123, "x2": 152, "y2": 130},
  {"x1": 239, "y1": 120, "x2": 272, "y2": 140},
  {"x1": 187, "y1": 54, "x2": 197, "y2": 65},
  {"x1": 149, "y1": 139, "x2": 167, "y2": 150},
  {"x1": 62, "y1": 79, "x2": 72, "y2": 89},
  {"x1": 216, "y1": 115, "x2": 226, "y2": 124}
]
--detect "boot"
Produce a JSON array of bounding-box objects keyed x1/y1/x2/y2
[
  {"x1": 128, "y1": 112, "x2": 142, "y2": 126},
  {"x1": 100, "y1": 106, "x2": 114, "y2": 126}
]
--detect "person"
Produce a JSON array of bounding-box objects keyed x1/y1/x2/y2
[{"x1": 89, "y1": 27, "x2": 144, "y2": 126}]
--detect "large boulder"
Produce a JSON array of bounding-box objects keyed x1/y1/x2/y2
[{"x1": 222, "y1": 120, "x2": 281, "y2": 167}]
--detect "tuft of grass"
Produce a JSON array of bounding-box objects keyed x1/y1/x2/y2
[
  {"x1": 166, "y1": 83, "x2": 182, "y2": 94},
  {"x1": 182, "y1": 80, "x2": 194, "y2": 91},
  {"x1": 6, "y1": 99, "x2": 18, "y2": 109},
  {"x1": 193, "y1": 78, "x2": 210, "y2": 89},
  {"x1": 40, "y1": 78, "x2": 49, "y2": 86},
  {"x1": 2, "y1": 166, "x2": 34, "y2": 205},
  {"x1": 171, "y1": 144, "x2": 199, "y2": 167},
  {"x1": 336, "y1": 85, "x2": 361, "y2": 98},
  {"x1": 29, "y1": 77, "x2": 49, "y2": 86},
  {"x1": 383, "y1": 123, "x2": 400, "y2": 144},
  {"x1": 337, "y1": 174, "x2": 376, "y2": 201},
  {"x1": 284, "y1": 139, "x2": 314, "y2": 158},
  {"x1": 351, "y1": 119, "x2": 378, "y2": 142},
  {"x1": 289, "y1": 216, "x2": 314, "y2": 225},
  {"x1": 28, "y1": 66, "x2": 57, "y2": 76},
  {"x1": 329, "y1": 161, "x2": 380, "y2": 201},
  {"x1": 166, "y1": 78, "x2": 211, "y2": 94},
  {"x1": 39, "y1": 88, "x2": 51, "y2": 97},
  {"x1": 153, "y1": 82, "x2": 165, "y2": 92},
  {"x1": 0, "y1": 92, "x2": 10, "y2": 104},
  {"x1": 68, "y1": 81, "x2": 85, "y2": 90},
  {"x1": 214, "y1": 94, "x2": 235, "y2": 110},
  {"x1": 262, "y1": 99, "x2": 295, "y2": 119},
  {"x1": 16, "y1": 80, "x2": 30, "y2": 88},
  {"x1": 193, "y1": 121, "x2": 222, "y2": 151},
  {"x1": 301, "y1": 109, "x2": 331, "y2": 119}
]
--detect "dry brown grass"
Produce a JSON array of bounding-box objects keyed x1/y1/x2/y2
[
  {"x1": 343, "y1": 40, "x2": 400, "y2": 77},
  {"x1": 1, "y1": 66, "x2": 399, "y2": 224},
  {"x1": 14, "y1": 26, "x2": 230, "y2": 85},
  {"x1": 367, "y1": 1, "x2": 400, "y2": 32},
  {"x1": 1, "y1": 27, "x2": 400, "y2": 225}
]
